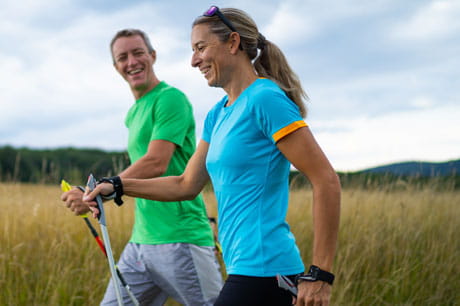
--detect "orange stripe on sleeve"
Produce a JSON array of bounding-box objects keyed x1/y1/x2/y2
[{"x1": 272, "y1": 120, "x2": 308, "y2": 142}]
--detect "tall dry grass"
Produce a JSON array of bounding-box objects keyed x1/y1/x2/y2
[{"x1": 0, "y1": 183, "x2": 459, "y2": 305}]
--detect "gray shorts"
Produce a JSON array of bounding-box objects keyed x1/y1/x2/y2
[{"x1": 101, "y1": 242, "x2": 223, "y2": 306}]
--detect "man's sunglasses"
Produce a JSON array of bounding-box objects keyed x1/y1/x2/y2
[{"x1": 203, "y1": 6, "x2": 243, "y2": 50}]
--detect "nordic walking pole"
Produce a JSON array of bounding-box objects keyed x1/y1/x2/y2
[
  {"x1": 86, "y1": 174, "x2": 124, "y2": 306},
  {"x1": 61, "y1": 180, "x2": 139, "y2": 306},
  {"x1": 276, "y1": 274, "x2": 298, "y2": 297}
]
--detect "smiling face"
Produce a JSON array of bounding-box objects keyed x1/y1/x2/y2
[
  {"x1": 191, "y1": 24, "x2": 232, "y2": 88},
  {"x1": 112, "y1": 35, "x2": 158, "y2": 99}
]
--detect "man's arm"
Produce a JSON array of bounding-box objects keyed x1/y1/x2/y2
[
  {"x1": 119, "y1": 139, "x2": 176, "y2": 179},
  {"x1": 84, "y1": 140, "x2": 211, "y2": 212},
  {"x1": 61, "y1": 139, "x2": 175, "y2": 215}
]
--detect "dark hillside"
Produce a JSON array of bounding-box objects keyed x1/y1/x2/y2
[
  {"x1": 289, "y1": 159, "x2": 460, "y2": 190},
  {"x1": 361, "y1": 160, "x2": 460, "y2": 177}
]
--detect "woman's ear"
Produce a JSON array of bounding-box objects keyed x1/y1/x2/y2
[{"x1": 228, "y1": 32, "x2": 241, "y2": 54}]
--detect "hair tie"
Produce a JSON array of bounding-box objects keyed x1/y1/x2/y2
[{"x1": 257, "y1": 33, "x2": 266, "y2": 50}]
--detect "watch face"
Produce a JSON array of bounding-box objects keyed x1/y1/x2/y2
[
  {"x1": 306, "y1": 265, "x2": 335, "y2": 285},
  {"x1": 309, "y1": 266, "x2": 319, "y2": 278}
]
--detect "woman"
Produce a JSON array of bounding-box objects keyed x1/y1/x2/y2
[{"x1": 85, "y1": 6, "x2": 340, "y2": 306}]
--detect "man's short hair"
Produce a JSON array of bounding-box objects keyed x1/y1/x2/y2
[{"x1": 110, "y1": 29, "x2": 155, "y2": 63}]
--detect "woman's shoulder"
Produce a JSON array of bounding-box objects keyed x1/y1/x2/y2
[{"x1": 248, "y1": 78, "x2": 288, "y2": 105}]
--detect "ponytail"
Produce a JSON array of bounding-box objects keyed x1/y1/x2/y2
[{"x1": 254, "y1": 37, "x2": 308, "y2": 117}]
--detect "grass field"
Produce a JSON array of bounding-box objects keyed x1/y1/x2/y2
[{"x1": 1, "y1": 183, "x2": 459, "y2": 305}]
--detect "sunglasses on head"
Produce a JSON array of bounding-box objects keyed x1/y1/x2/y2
[{"x1": 203, "y1": 6, "x2": 243, "y2": 50}]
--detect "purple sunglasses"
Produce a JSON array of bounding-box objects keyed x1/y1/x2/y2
[{"x1": 203, "y1": 6, "x2": 243, "y2": 50}]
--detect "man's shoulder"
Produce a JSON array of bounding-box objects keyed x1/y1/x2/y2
[
  {"x1": 141, "y1": 82, "x2": 190, "y2": 107},
  {"x1": 156, "y1": 81, "x2": 187, "y2": 97}
]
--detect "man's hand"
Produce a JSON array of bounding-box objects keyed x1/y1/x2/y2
[
  {"x1": 60, "y1": 188, "x2": 91, "y2": 215},
  {"x1": 296, "y1": 281, "x2": 332, "y2": 306}
]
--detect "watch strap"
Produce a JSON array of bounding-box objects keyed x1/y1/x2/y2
[
  {"x1": 98, "y1": 176, "x2": 124, "y2": 206},
  {"x1": 296, "y1": 265, "x2": 335, "y2": 285}
]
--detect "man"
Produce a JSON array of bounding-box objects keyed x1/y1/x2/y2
[{"x1": 61, "y1": 29, "x2": 222, "y2": 305}]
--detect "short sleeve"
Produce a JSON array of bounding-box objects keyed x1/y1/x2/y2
[
  {"x1": 202, "y1": 97, "x2": 227, "y2": 144},
  {"x1": 202, "y1": 111, "x2": 214, "y2": 144},
  {"x1": 151, "y1": 89, "x2": 193, "y2": 147},
  {"x1": 251, "y1": 89, "x2": 307, "y2": 143}
]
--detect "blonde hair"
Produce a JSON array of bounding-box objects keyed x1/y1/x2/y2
[{"x1": 193, "y1": 8, "x2": 308, "y2": 117}]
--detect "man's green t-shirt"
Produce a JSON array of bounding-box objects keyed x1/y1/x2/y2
[{"x1": 125, "y1": 81, "x2": 214, "y2": 246}]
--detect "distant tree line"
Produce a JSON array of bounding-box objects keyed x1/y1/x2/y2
[
  {"x1": 1, "y1": 146, "x2": 458, "y2": 190},
  {"x1": 290, "y1": 170, "x2": 460, "y2": 191},
  {"x1": 0, "y1": 146, "x2": 130, "y2": 185}
]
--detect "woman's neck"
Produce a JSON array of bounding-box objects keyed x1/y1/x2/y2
[{"x1": 224, "y1": 68, "x2": 258, "y2": 106}]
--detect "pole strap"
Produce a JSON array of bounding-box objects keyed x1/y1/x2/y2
[{"x1": 98, "y1": 176, "x2": 124, "y2": 206}]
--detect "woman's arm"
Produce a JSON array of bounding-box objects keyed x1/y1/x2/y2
[
  {"x1": 276, "y1": 126, "x2": 341, "y2": 305},
  {"x1": 123, "y1": 139, "x2": 210, "y2": 201},
  {"x1": 84, "y1": 140, "x2": 210, "y2": 208}
]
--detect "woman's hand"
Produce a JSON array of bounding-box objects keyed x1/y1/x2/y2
[
  {"x1": 296, "y1": 281, "x2": 331, "y2": 306},
  {"x1": 82, "y1": 182, "x2": 115, "y2": 218}
]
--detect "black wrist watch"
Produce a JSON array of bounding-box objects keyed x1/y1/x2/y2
[
  {"x1": 98, "y1": 176, "x2": 124, "y2": 206},
  {"x1": 296, "y1": 265, "x2": 335, "y2": 285}
]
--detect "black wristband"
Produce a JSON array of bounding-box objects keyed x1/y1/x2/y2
[
  {"x1": 98, "y1": 176, "x2": 124, "y2": 206},
  {"x1": 296, "y1": 265, "x2": 335, "y2": 285}
]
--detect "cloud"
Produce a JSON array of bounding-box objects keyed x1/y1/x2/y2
[
  {"x1": 0, "y1": 1, "x2": 190, "y2": 148},
  {"x1": 312, "y1": 104, "x2": 460, "y2": 171},
  {"x1": 263, "y1": 1, "x2": 315, "y2": 45},
  {"x1": 0, "y1": 0, "x2": 459, "y2": 172},
  {"x1": 389, "y1": 0, "x2": 460, "y2": 42}
]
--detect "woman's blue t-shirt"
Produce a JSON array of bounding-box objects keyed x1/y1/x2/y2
[{"x1": 203, "y1": 78, "x2": 307, "y2": 277}]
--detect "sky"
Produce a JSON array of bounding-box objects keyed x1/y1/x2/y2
[{"x1": 0, "y1": 0, "x2": 459, "y2": 172}]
